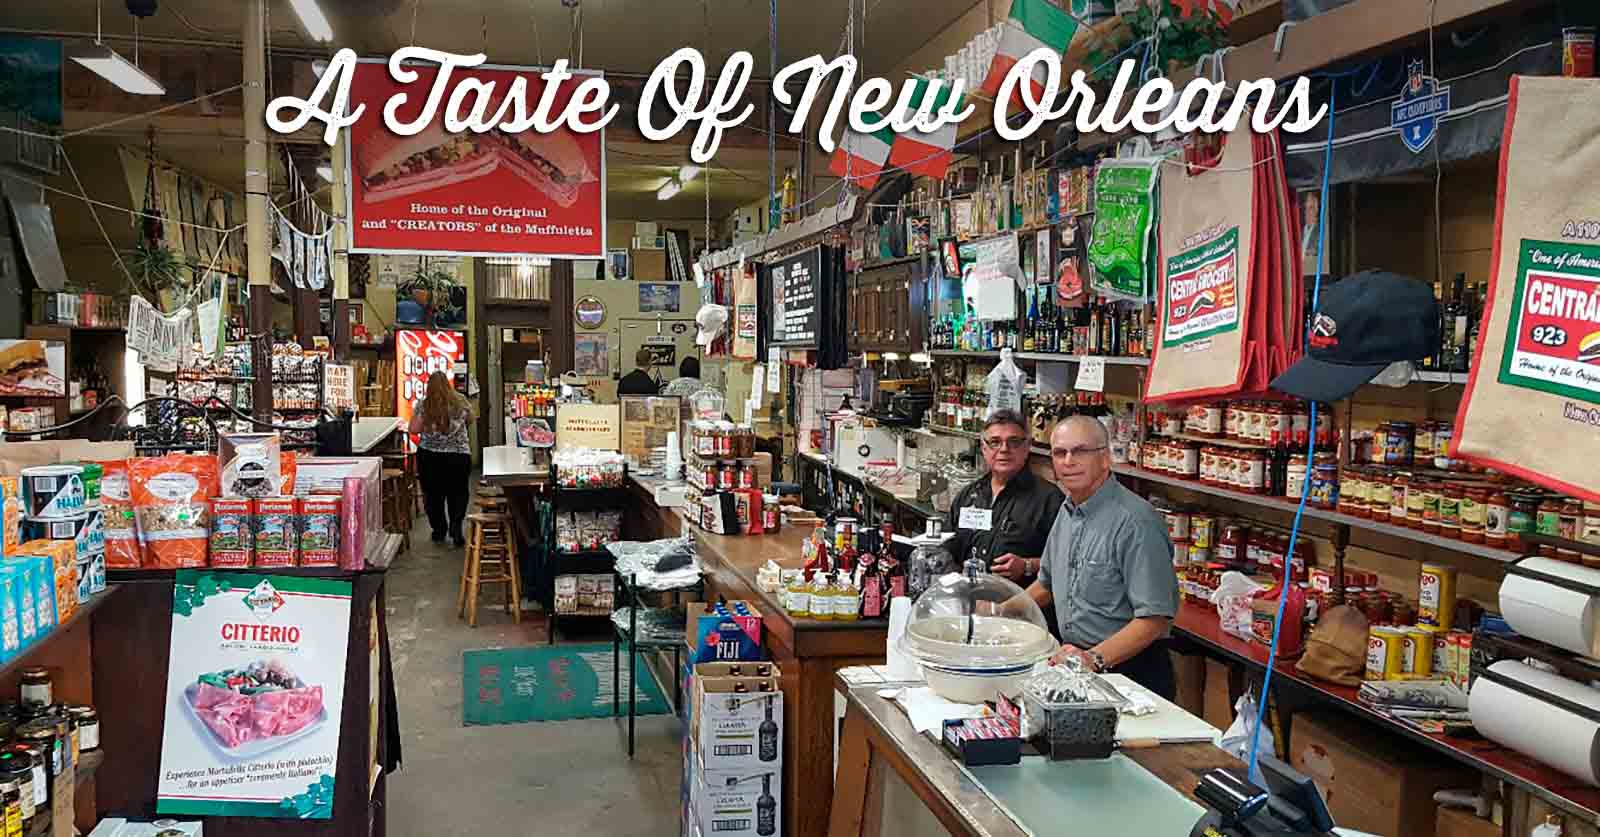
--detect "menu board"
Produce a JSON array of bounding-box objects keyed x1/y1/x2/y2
[{"x1": 771, "y1": 246, "x2": 822, "y2": 347}]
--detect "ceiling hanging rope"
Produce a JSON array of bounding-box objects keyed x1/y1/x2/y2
[
  {"x1": 768, "y1": 0, "x2": 777, "y2": 226},
  {"x1": 530, "y1": 0, "x2": 544, "y2": 66}
]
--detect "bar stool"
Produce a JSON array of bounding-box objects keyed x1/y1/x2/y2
[
  {"x1": 458, "y1": 511, "x2": 521, "y2": 627},
  {"x1": 381, "y1": 468, "x2": 412, "y2": 553}
]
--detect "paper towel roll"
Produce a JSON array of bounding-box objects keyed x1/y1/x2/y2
[
  {"x1": 1501, "y1": 557, "x2": 1600, "y2": 657},
  {"x1": 885, "y1": 596, "x2": 920, "y2": 681},
  {"x1": 1470, "y1": 660, "x2": 1600, "y2": 786}
]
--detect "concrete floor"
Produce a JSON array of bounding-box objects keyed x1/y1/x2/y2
[{"x1": 383, "y1": 516, "x2": 683, "y2": 837}]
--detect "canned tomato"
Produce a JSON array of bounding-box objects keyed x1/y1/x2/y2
[{"x1": 1164, "y1": 509, "x2": 1191, "y2": 542}]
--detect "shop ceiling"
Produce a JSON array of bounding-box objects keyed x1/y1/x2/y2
[{"x1": 2, "y1": 0, "x2": 982, "y2": 218}]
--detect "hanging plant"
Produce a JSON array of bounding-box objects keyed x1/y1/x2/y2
[
  {"x1": 398, "y1": 266, "x2": 456, "y2": 315},
  {"x1": 1084, "y1": 0, "x2": 1230, "y2": 84},
  {"x1": 126, "y1": 238, "x2": 185, "y2": 294}
]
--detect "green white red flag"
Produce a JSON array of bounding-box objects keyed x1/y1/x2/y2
[
  {"x1": 829, "y1": 117, "x2": 897, "y2": 190},
  {"x1": 978, "y1": 0, "x2": 1080, "y2": 103},
  {"x1": 886, "y1": 78, "x2": 963, "y2": 180}
]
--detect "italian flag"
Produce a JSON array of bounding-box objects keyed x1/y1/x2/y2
[
  {"x1": 829, "y1": 117, "x2": 897, "y2": 191},
  {"x1": 979, "y1": 0, "x2": 1079, "y2": 103},
  {"x1": 886, "y1": 78, "x2": 963, "y2": 180}
]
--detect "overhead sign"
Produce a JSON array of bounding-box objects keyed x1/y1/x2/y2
[
  {"x1": 156, "y1": 571, "x2": 352, "y2": 818},
  {"x1": 1391, "y1": 60, "x2": 1451, "y2": 154},
  {"x1": 771, "y1": 246, "x2": 822, "y2": 346},
  {"x1": 345, "y1": 58, "x2": 606, "y2": 259}
]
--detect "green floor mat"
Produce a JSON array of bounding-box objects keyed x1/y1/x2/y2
[{"x1": 463, "y1": 643, "x2": 671, "y2": 726}]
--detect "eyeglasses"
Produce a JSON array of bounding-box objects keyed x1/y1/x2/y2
[
  {"x1": 982, "y1": 437, "x2": 1029, "y2": 451},
  {"x1": 1051, "y1": 444, "x2": 1108, "y2": 460}
]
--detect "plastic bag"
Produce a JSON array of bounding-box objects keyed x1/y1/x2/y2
[
  {"x1": 95, "y1": 459, "x2": 144, "y2": 569},
  {"x1": 1218, "y1": 690, "x2": 1275, "y2": 766},
  {"x1": 986, "y1": 348, "x2": 1025, "y2": 416},
  {"x1": 1210, "y1": 571, "x2": 1264, "y2": 642},
  {"x1": 131, "y1": 454, "x2": 218, "y2": 569}
]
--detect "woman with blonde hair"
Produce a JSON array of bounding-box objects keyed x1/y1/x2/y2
[{"x1": 408, "y1": 371, "x2": 473, "y2": 546}]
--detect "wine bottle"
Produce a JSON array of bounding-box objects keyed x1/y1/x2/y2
[
  {"x1": 759, "y1": 696, "x2": 780, "y2": 763},
  {"x1": 756, "y1": 773, "x2": 778, "y2": 837}
]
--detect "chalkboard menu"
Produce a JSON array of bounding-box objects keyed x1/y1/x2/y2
[{"x1": 771, "y1": 245, "x2": 823, "y2": 347}]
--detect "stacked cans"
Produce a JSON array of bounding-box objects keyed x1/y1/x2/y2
[{"x1": 17, "y1": 465, "x2": 104, "y2": 605}]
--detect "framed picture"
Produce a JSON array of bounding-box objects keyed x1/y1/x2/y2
[
  {"x1": 638, "y1": 282, "x2": 681, "y2": 313},
  {"x1": 575, "y1": 295, "x2": 606, "y2": 329},
  {"x1": 573, "y1": 332, "x2": 608, "y2": 377},
  {"x1": 608, "y1": 248, "x2": 630, "y2": 280}
]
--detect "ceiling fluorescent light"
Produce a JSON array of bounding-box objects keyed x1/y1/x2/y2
[
  {"x1": 316, "y1": 164, "x2": 334, "y2": 182},
  {"x1": 288, "y1": 0, "x2": 335, "y2": 42},
  {"x1": 657, "y1": 179, "x2": 682, "y2": 201},
  {"x1": 70, "y1": 44, "x2": 164, "y2": 95},
  {"x1": 679, "y1": 164, "x2": 702, "y2": 182}
]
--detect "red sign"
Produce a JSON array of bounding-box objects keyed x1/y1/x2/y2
[
  {"x1": 346, "y1": 60, "x2": 606, "y2": 259},
  {"x1": 397, "y1": 329, "x2": 466, "y2": 437}
]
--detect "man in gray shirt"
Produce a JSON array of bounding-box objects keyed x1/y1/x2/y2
[{"x1": 1023, "y1": 416, "x2": 1180, "y2": 698}]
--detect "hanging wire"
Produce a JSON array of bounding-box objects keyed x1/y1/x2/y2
[
  {"x1": 530, "y1": 0, "x2": 544, "y2": 65},
  {"x1": 410, "y1": 0, "x2": 422, "y2": 47}
]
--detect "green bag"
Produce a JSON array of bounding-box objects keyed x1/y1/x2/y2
[{"x1": 1086, "y1": 159, "x2": 1161, "y2": 302}]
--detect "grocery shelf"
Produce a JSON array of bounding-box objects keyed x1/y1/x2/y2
[
  {"x1": 922, "y1": 425, "x2": 981, "y2": 441},
  {"x1": 853, "y1": 252, "x2": 927, "y2": 271},
  {"x1": 1112, "y1": 464, "x2": 1522, "y2": 564},
  {"x1": 1153, "y1": 432, "x2": 1277, "y2": 451},
  {"x1": 1411, "y1": 370, "x2": 1470, "y2": 385},
  {"x1": 1173, "y1": 602, "x2": 1600, "y2": 825}
]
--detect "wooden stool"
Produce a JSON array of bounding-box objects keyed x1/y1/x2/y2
[
  {"x1": 458, "y1": 512, "x2": 521, "y2": 627},
  {"x1": 381, "y1": 468, "x2": 412, "y2": 553}
]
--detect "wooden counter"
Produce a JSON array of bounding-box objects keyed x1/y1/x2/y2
[
  {"x1": 625, "y1": 476, "x2": 890, "y2": 837},
  {"x1": 829, "y1": 678, "x2": 1237, "y2": 837}
]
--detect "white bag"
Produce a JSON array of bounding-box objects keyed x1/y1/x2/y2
[
  {"x1": 986, "y1": 348, "x2": 1025, "y2": 417},
  {"x1": 1218, "y1": 690, "x2": 1275, "y2": 769},
  {"x1": 1210, "y1": 571, "x2": 1265, "y2": 642}
]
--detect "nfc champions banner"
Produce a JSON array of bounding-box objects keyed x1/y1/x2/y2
[
  {"x1": 157, "y1": 572, "x2": 352, "y2": 819},
  {"x1": 1454, "y1": 76, "x2": 1600, "y2": 503}
]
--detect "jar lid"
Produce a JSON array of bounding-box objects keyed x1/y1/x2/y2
[{"x1": 18, "y1": 668, "x2": 46, "y2": 681}]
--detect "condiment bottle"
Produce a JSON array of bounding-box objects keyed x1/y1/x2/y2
[
  {"x1": 1485, "y1": 489, "x2": 1510, "y2": 549},
  {"x1": 1368, "y1": 470, "x2": 1393, "y2": 523},
  {"x1": 1459, "y1": 487, "x2": 1486, "y2": 544},
  {"x1": 1438, "y1": 484, "x2": 1462, "y2": 539},
  {"x1": 1537, "y1": 497, "x2": 1564, "y2": 557},
  {"x1": 1560, "y1": 499, "x2": 1584, "y2": 563},
  {"x1": 1405, "y1": 476, "x2": 1426, "y2": 529}
]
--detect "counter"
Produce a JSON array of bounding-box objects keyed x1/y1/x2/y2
[
  {"x1": 624, "y1": 475, "x2": 889, "y2": 837},
  {"x1": 828, "y1": 676, "x2": 1237, "y2": 837},
  {"x1": 351, "y1": 416, "x2": 403, "y2": 454},
  {"x1": 481, "y1": 444, "x2": 549, "y2": 486}
]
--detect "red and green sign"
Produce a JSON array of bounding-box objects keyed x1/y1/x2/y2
[
  {"x1": 1498, "y1": 238, "x2": 1600, "y2": 403},
  {"x1": 1162, "y1": 226, "x2": 1240, "y2": 348}
]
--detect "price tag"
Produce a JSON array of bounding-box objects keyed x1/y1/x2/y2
[
  {"x1": 767, "y1": 347, "x2": 782, "y2": 393},
  {"x1": 958, "y1": 506, "x2": 993, "y2": 531},
  {"x1": 1075, "y1": 356, "x2": 1106, "y2": 393}
]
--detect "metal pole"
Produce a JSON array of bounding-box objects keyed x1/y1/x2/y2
[
  {"x1": 244, "y1": 0, "x2": 273, "y2": 420},
  {"x1": 331, "y1": 129, "x2": 351, "y2": 361}
]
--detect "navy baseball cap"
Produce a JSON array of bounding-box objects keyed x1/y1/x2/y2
[{"x1": 1271, "y1": 271, "x2": 1441, "y2": 403}]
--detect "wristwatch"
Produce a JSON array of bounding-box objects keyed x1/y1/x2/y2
[{"x1": 1086, "y1": 649, "x2": 1106, "y2": 672}]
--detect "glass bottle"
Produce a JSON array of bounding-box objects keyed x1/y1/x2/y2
[{"x1": 810, "y1": 573, "x2": 835, "y2": 621}]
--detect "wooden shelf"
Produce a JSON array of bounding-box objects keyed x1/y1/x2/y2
[
  {"x1": 1173, "y1": 601, "x2": 1600, "y2": 824},
  {"x1": 0, "y1": 587, "x2": 118, "y2": 684},
  {"x1": 1113, "y1": 464, "x2": 1521, "y2": 564}
]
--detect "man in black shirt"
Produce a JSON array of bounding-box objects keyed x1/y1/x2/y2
[
  {"x1": 617, "y1": 347, "x2": 661, "y2": 396},
  {"x1": 943, "y1": 409, "x2": 1062, "y2": 584}
]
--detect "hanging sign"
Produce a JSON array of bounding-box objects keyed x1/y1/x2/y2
[
  {"x1": 1391, "y1": 60, "x2": 1451, "y2": 154},
  {"x1": 962, "y1": 233, "x2": 1021, "y2": 321},
  {"x1": 344, "y1": 58, "x2": 606, "y2": 260},
  {"x1": 771, "y1": 246, "x2": 822, "y2": 346},
  {"x1": 156, "y1": 571, "x2": 352, "y2": 819},
  {"x1": 555, "y1": 403, "x2": 620, "y2": 450}
]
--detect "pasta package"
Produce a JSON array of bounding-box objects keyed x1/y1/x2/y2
[
  {"x1": 96, "y1": 460, "x2": 144, "y2": 569},
  {"x1": 254, "y1": 497, "x2": 299, "y2": 568},
  {"x1": 131, "y1": 454, "x2": 219, "y2": 569},
  {"x1": 298, "y1": 497, "x2": 340, "y2": 567},
  {"x1": 209, "y1": 498, "x2": 254, "y2": 568},
  {"x1": 17, "y1": 539, "x2": 77, "y2": 624}
]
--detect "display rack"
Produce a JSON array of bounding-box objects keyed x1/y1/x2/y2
[
  {"x1": 610, "y1": 570, "x2": 700, "y2": 758},
  {"x1": 543, "y1": 473, "x2": 629, "y2": 642}
]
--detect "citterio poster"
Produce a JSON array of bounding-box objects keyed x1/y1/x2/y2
[
  {"x1": 346, "y1": 59, "x2": 606, "y2": 259},
  {"x1": 157, "y1": 571, "x2": 352, "y2": 819}
]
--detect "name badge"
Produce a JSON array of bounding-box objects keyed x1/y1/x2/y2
[{"x1": 958, "y1": 507, "x2": 993, "y2": 531}]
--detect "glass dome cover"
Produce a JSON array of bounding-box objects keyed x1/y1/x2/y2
[{"x1": 898, "y1": 568, "x2": 1057, "y2": 672}]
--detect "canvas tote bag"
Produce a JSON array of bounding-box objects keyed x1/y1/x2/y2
[
  {"x1": 1453, "y1": 75, "x2": 1600, "y2": 501},
  {"x1": 1145, "y1": 118, "x2": 1263, "y2": 402}
]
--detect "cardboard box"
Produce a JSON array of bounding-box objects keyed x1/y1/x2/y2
[
  {"x1": 692, "y1": 662, "x2": 783, "y2": 770},
  {"x1": 693, "y1": 766, "x2": 782, "y2": 837},
  {"x1": 1290, "y1": 712, "x2": 1479, "y2": 837},
  {"x1": 1436, "y1": 806, "x2": 1499, "y2": 837},
  {"x1": 1203, "y1": 658, "x2": 1234, "y2": 731},
  {"x1": 9, "y1": 555, "x2": 56, "y2": 639},
  {"x1": 292, "y1": 457, "x2": 382, "y2": 562},
  {"x1": 687, "y1": 601, "x2": 764, "y2": 663},
  {"x1": 17, "y1": 540, "x2": 75, "y2": 624},
  {"x1": 1172, "y1": 651, "x2": 1206, "y2": 720}
]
